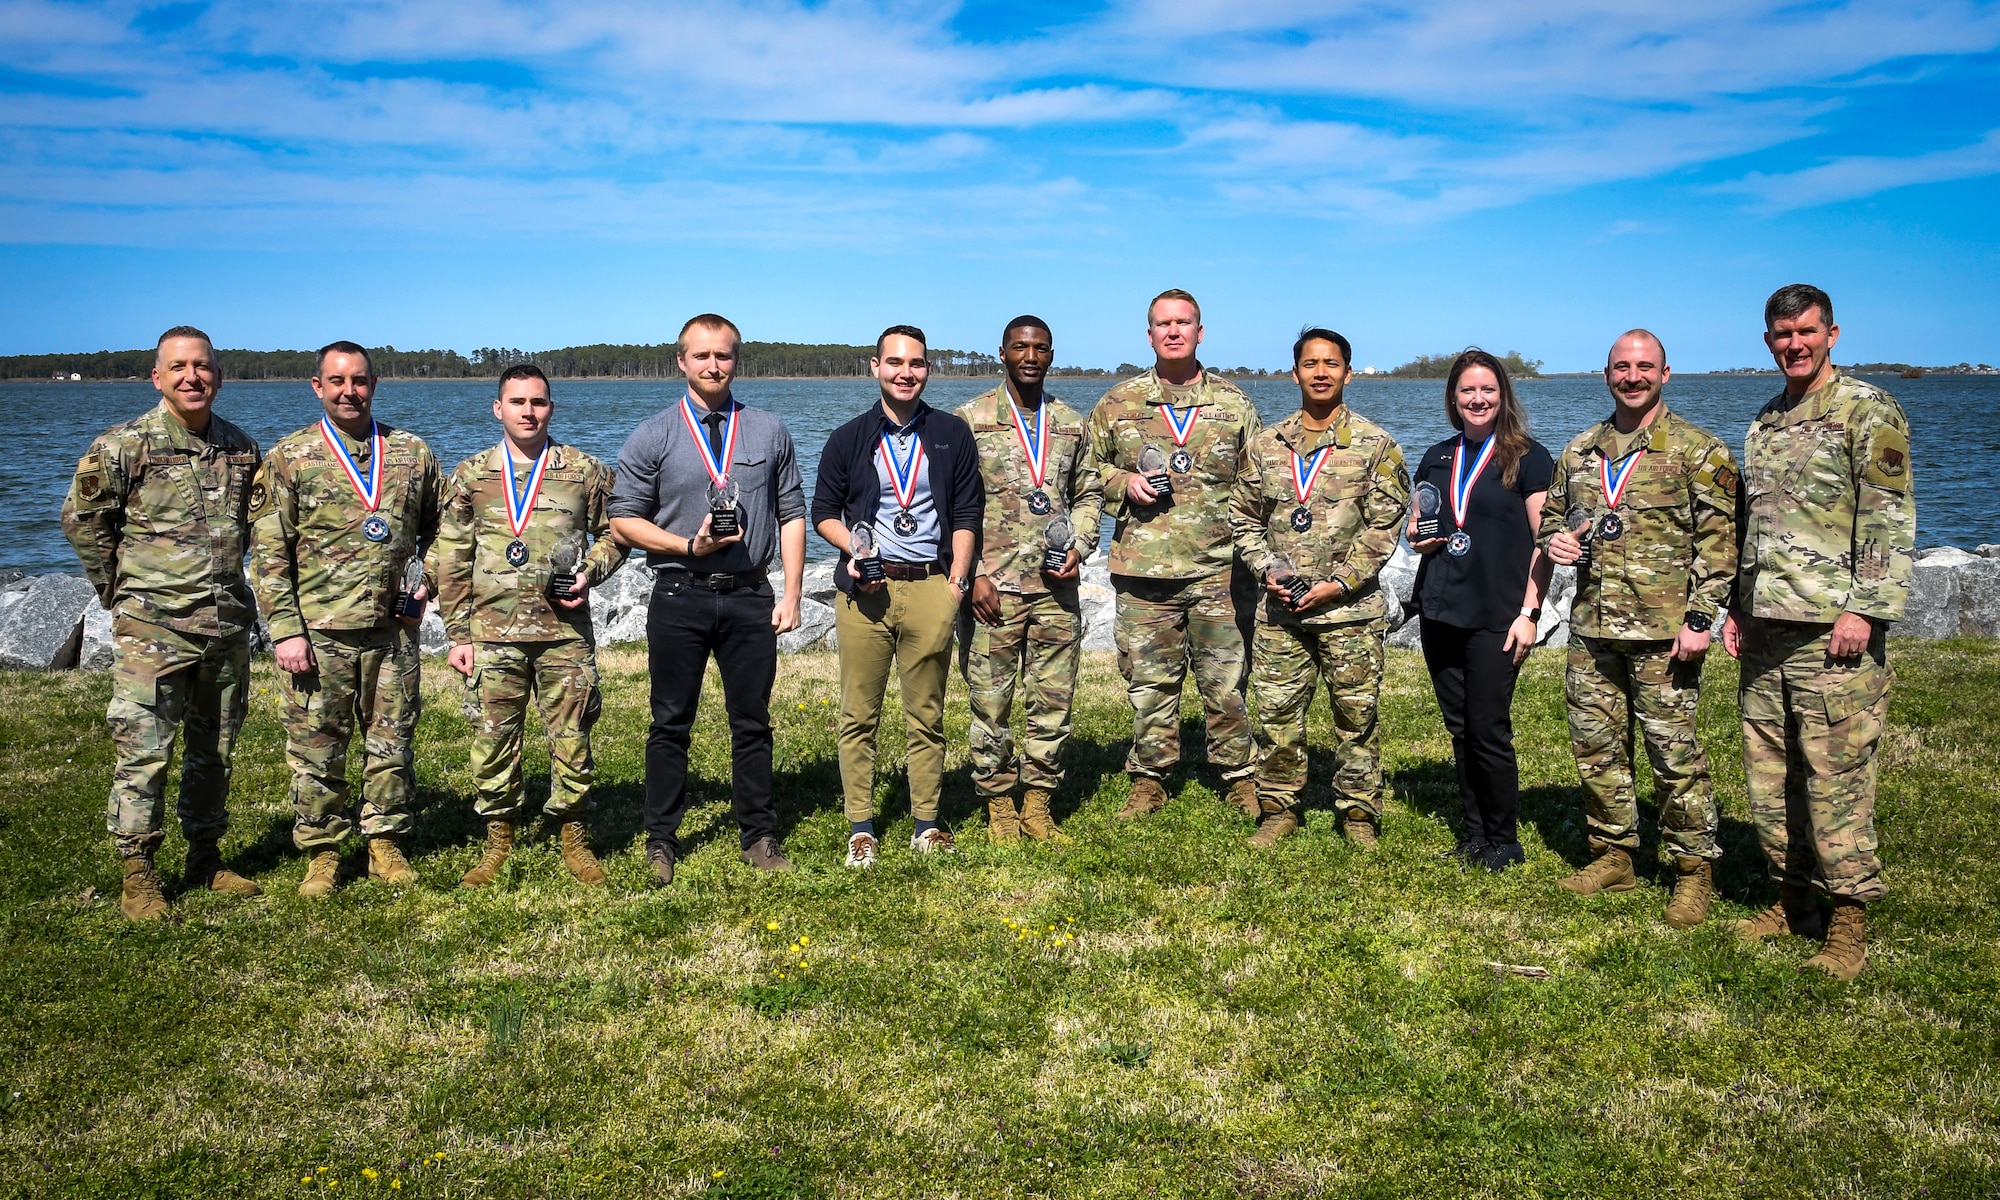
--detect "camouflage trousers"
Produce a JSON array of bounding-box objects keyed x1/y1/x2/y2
[
  {"x1": 104, "y1": 615, "x2": 251, "y2": 856},
  {"x1": 1113, "y1": 570, "x2": 1253, "y2": 781},
  {"x1": 463, "y1": 638, "x2": 602, "y2": 823},
  {"x1": 958, "y1": 588, "x2": 1081, "y2": 799},
  {"x1": 1738, "y1": 615, "x2": 1889, "y2": 901},
  {"x1": 1249, "y1": 618, "x2": 1386, "y2": 817},
  {"x1": 1566, "y1": 636, "x2": 1719, "y2": 860},
  {"x1": 278, "y1": 624, "x2": 421, "y2": 851}
]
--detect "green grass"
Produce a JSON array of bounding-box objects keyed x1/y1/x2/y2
[{"x1": 1, "y1": 638, "x2": 1997, "y2": 1199}]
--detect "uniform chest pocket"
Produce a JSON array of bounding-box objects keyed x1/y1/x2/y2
[
  {"x1": 728, "y1": 455, "x2": 770, "y2": 499},
  {"x1": 135, "y1": 458, "x2": 199, "y2": 531},
  {"x1": 1781, "y1": 425, "x2": 1847, "y2": 498},
  {"x1": 224, "y1": 452, "x2": 259, "y2": 521}
]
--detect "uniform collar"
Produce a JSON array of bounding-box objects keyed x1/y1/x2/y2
[
  {"x1": 489, "y1": 440, "x2": 565, "y2": 472},
  {"x1": 151, "y1": 402, "x2": 212, "y2": 451},
  {"x1": 1145, "y1": 365, "x2": 1213, "y2": 406},
  {"x1": 1589, "y1": 404, "x2": 1671, "y2": 457},
  {"x1": 988, "y1": 386, "x2": 1064, "y2": 426},
  {"x1": 1274, "y1": 406, "x2": 1350, "y2": 452}
]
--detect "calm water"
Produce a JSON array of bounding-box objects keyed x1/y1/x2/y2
[{"x1": 9, "y1": 373, "x2": 1996, "y2": 575}]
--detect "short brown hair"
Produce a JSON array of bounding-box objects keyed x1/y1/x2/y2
[
  {"x1": 1148, "y1": 288, "x2": 1201, "y2": 325},
  {"x1": 1765, "y1": 284, "x2": 1833, "y2": 330},
  {"x1": 678, "y1": 313, "x2": 742, "y2": 354},
  {"x1": 497, "y1": 362, "x2": 550, "y2": 400},
  {"x1": 1444, "y1": 348, "x2": 1533, "y2": 490},
  {"x1": 876, "y1": 324, "x2": 927, "y2": 356},
  {"x1": 315, "y1": 340, "x2": 372, "y2": 377},
  {"x1": 156, "y1": 325, "x2": 212, "y2": 350}
]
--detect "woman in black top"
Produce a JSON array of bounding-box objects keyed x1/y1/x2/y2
[{"x1": 1408, "y1": 349, "x2": 1555, "y2": 871}]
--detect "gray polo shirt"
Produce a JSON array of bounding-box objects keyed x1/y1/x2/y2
[
  {"x1": 610, "y1": 395, "x2": 807, "y2": 577},
  {"x1": 872, "y1": 413, "x2": 941, "y2": 563}
]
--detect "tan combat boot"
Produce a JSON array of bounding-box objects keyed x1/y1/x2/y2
[
  {"x1": 1020, "y1": 789, "x2": 1069, "y2": 843},
  {"x1": 559, "y1": 821, "x2": 606, "y2": 887},
  {"x1": 368, "y1": 837, "x2": 419, "y2": 886},
  {"x1": 120, "y1": 851, "x2": 168, "y2": 922},
  {"x1": 1226, "y1": 778, "x2": 1260, "y2": 820},
  {"x1": 1343, "y1": 812, "x2": 1379, "y2": 851},
  {"x1": 1558, "y1": 848, "x2": 1637, "y2": 895},
  {"x1": 183, "y1": 840, "x2": 262, "y2": 897},
  {"x1": 1115, "y1": 776, "x2": 1169, "y2": 820},
  {"x1": 1735, "y1": 883, "x2": 1826, "y2": 943},
  {"x1": 986, "y1": 795, "x2": 1021, "y2": 845},
  {"x1": 298, "y1": 849, "x2": 340, "y2": 899},
  {"x1": 459, "y1": 821, "x2": 514, "y2": 889},
  {"x1": 1663, "y1": 856, "x2": 1713, "y2": 929},
  {"x1": 1802, "y1": 897, "x2": 1868, "y2": 980},
  {"x1": 1249, "y1": 807, "x2": 1298, "y2": 849}
]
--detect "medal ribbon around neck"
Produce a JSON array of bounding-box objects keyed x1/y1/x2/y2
[
  {"x1": 1157, "y1": 398, "x2": 1201, "y2": 446},
  {"x1": 1010, "y1": 399, "x2": 1050, "y2": 489},
  {"x1": 1449, "y1": 435, "x2": 1498, "y2": 528},
  {"x1": 501, "y1": 441, "x2": 551, "y2": 539},
  {"x1": 320, "y1": 416, "x2": 383, "y2": 511},
  {"x1": 1290, "y1": 443, "x2": 1332, "y2": 506},
  {"x1": 678, "y1": 392, "x2": 738, "y2": 490},
  {"x1": 1598, "y1": 447, "x2": 1645, "y2": 512},
  {"x1": 879, "y1": 426, "x2": 925, "y2": 511}
]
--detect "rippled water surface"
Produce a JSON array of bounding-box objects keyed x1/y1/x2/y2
[{"x1": 8, "y1": 373, "x2": 1995, "y2": 575}]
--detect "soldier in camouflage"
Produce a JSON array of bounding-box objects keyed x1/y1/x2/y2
[
  {"x1": 956, "y1": 317, "x2": 1103, "y2": 844},
  {"x1": 1721, "y1": 284, "x2": 1914, "y2": 981},
  {"x1": 431, "y1": 365, "x2": 628, "y2": 889},
  {"x1": 1541, "y1": 330, "x2": 1739, "y2": 927},
  {"x1": 1086, "y1": 289, "x2": 1263, "y2": 819},
  {"x1": 61, "y1": 326, "x2": 264, "y2": 920},
  {"x1": 249, "y1": 340, "x2": 443, "y2": 897},
  {"x1": 1231, "y1": 328, "x2": 1408, "y2": 850}
]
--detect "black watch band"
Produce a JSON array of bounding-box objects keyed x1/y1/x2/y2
[{"x1": 1682, "y1": 610, "x2": 1713, "y2": 633}]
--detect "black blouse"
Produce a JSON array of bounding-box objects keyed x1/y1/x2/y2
[{"x1": 1412, "y1": 434, "x2": 1555, "y2": 632}]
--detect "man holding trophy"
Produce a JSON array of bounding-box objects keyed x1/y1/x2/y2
[
  {"x1": 955, "y1": 317, "x2": 1102, "y2": 844},
  {"x1": 248, "y1": 341, "x2": 442, "y2": 896},
  {"x1": 432, "y1": 364, "x2": 629, "y2": 889},
  {"x1": 1541, "y1": 329, "x2": 1739, "y2": 928},
  {"x1": 1230, "y1": 328, "x2": 1410, "y2": 848},
  {"x1": 610, "y1": 315, "x2": 809, "y2": 886}
]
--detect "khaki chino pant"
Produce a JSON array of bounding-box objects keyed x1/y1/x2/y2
[{"x1": 835, "y1": 575, "x2": 959, "y2": 824}]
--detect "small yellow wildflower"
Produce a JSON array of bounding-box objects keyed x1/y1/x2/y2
[
  {"x1": 392, "y1": 1183, "x2": 402, "y2": 1192},
  {"x1": 714, "y1": 1169, "x2": 727, "y2": 1178},
  {"x1": 434, "y1": 1152, "x2": 447, "y2": 1161},
  {"x1": 766, "y1": 921, "x2": 780, "y2": 931},
  {"x1": 1067, "y1": 916, "x2": 1076, "y2": 923},
  {"x1": 301, "y1": 1177, "x2": 313, "y2": 1185},
  {"x1": 362, "y1": 1169, "x2": 377, "y2": 1180},
  {"x1": 799, "y1": 935, "x2": 810, "y2": 945},
  {"x1": 798, "y1": 959, "x2": 808, "y2": 968},
  {"x1": 319, "y1": 1167, "x2": 328, "y2": 1174}
]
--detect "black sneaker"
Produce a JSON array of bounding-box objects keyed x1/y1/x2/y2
[
  {"x1": 1446, "y1": 838, "x2": 1491, "y2": 862},
  {"x1": 645, "y1": 840, "x2": 677, "y2": 887},
  {"x1": 740, "y1": 836, "x2": 795, "y2": 873},
  {"x1": 1480, "y1": 841, "x2": 1525, "y2": 872}
]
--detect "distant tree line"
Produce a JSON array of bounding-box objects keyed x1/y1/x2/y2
[{"x1": 1390, "y1": 351, "x2": 1543, "y2": 379}]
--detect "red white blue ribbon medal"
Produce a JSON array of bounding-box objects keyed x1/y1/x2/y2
[
  {"x1": 679, "y1": 393, "x2": 738, "y2": 491},
  {"x1": 1447, "y1": 434, "x2": 1497, "y2": 557},
  {"x1": 500, "y1": 441, "x2": 550, "y2": 566},
  {"x1": 1158, "y1": 401, "x2": 1199, "y2": 474},
  {"x1": 880, "y1": 428, "x2": 925, "y2": 538},
  {"x1": 320, "y1": 417, "x2": 390, "y2": 542},
  {"x1": 1012, "y1": 399, "x2": 1054, "y2": 515},
  {"x1": 1596, "y1": 448, "x2": 1643, "y2": 541},
  {"x1": 1289, "y1": 443, "x2": 1331, "y2": 531}
]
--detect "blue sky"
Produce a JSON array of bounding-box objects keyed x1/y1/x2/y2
[{"x1": 3, "y1": 0, "x2": 1998, "y2": 371}]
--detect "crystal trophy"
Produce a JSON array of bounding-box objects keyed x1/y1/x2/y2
[
  {"x1": 1268, "y1": 553, "x2": 1312, "y2": 608},
  {"x1": 1042, "y1": 515, "x2": 1075, "y2": 574},
  {"x1": 1566, "y1": 506, "x2": 1598, "y2": 570},
  {"x1": 393, "y1": 557, "x2": 426, "y2": 619},
  {"x1": 708, "y1": 477, "x2": 741, "y2": 539},
  {"x1": 850, "y1": 521, "x2": 886, "y2": 584},
  {"x1": 1413, "y1": 481, "x2": 1443, "y2": 540},
  {"x1": 1139, "y1": 443, "x2": 1174, "y2": 499},
  {"x1": 547, "y1": 531, "x2": 586, "y2": 599}
]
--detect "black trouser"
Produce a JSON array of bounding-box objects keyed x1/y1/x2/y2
[
  {"x1": 1420, "y1": 617, "x2": 1522, "y2": 846},
  {"x1": 644, "y1": 578, "x2": 778, "y2": 851}
]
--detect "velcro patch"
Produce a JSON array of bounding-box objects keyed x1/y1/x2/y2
[
  {"x1": 246, "y1": 471, "x2": 276, "y2": 523},
  {"x1": 1863, "y1": 425, "x2": 1911, "y2": 492},
  {"x1": 1713, "y1": 465, "x2": 1738, "y2": 499},
  {"x1": 71, "y1": 452, "x2": 116, "y2": 511}
]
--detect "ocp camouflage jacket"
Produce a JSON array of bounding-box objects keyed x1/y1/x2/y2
[
  {"x1": 958, "y1": 388, "x2": 1102, "y2": 594},
  {"x1": 1538, "y1": 405, "x2": 1739, "y2": 641},
  {"x1": 429, "y1": 442, "x2": 628, "y2": 645},
  {"x1": 61, "y1": 402, "x2": 261, "y2": 637}
]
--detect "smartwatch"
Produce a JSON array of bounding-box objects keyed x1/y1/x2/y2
[
  {"x1": 1520, "y1": 606, "x2": 1542, "y2": 623},
  {"x1": 1682, "y1": 610, "x2": 1713, "y2": 633}
]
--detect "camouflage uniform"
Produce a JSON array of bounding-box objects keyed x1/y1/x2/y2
[
  {"x1": 248, "y1": 420, "x2": 442, "y2": 851},
  {"x1": 430, "y1": 443, "x2": 627, "y2": 823},
  {"x1": 1231, "y1": 406, "x2": 1408, "y2": 819},
  {"x1": 954, "y1": 388, "x2": 1102, "y2": 799},
  {"x1": 60, "y1": 403, "x2": 260, "y2": 855},
  {"x1": 1538, "y1": 407, "x2": 1739, "y2": 860},
  {"x1": 1086, "y1": 368, "x2": 1262, "y2": 780},
  {"x1": 1734, "y1": 374, "x2": 1913, "y2": 902}
]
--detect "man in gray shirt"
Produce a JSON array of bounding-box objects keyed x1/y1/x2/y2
[{"x1": 609, "y1": 313, "x2": 807, "y2": 884}]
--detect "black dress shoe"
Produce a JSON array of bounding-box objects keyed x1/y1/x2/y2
[
  {"x1": 1447, "y1": 838, "x2": 1491, "y2": 862},
  {"x1": 645, "y1": 840, "x2": 677, "y2": 887},
  {"x1": 1480, "y1": 841, "x2": 1525, "y2": 872}
]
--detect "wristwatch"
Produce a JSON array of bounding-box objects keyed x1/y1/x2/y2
[
  {"x1": 949, "y1": 576, "x2": 969, "y2": 594},
  {"x1": 1682, "y1": 610, "x2": 1713, "y2": 633},
  {"x1": 1520, "y1": 606, "x2": 1542, "y2": 622}
]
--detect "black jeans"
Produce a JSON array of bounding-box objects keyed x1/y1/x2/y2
[
  {"x1": 644, "y1": 578, "x2": 778, "y2": 851},
  {"x1": 1419, "y1": 617, "x2": 1522, "y2": 846}
]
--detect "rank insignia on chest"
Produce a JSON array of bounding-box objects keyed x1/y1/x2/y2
[{"x1": 1170, "y1": 449, "x2": 1194, "y2": 475}]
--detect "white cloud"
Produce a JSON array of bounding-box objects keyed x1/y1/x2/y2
[{"x1": 1723, "y1": 129, "x2": 2000, "y2": 210}]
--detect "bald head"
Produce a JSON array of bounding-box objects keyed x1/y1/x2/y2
[
  {"x1": 1604, "y1": 328, "x2": 1670, "y2": 427},
  {"x1": 1607, "y1": 328, "x2": 1666, "y2": 368}
]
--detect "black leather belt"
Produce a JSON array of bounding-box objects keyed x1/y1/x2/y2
[
  {"x1": 880, "y1": 561, "x2": 944, "y2": 582},
  {"x1": 659, "y1": 569, "x2": 763, "y2": 592}
]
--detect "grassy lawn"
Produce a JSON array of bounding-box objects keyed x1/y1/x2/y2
[{"x1": 1, "y1": 637, "x2": 1996, "y2": 1199}]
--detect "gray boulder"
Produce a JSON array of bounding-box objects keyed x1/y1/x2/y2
[
  {"x1": 1386, "y1": 618, "x2": 1424, "y2": 650},
  {"x1": 1080, "y1": 581, "x2": 1116, "y2": 651},
  {"x1": 0, "y1": 574, "x2": 98, "y2": 670},
  {"x1": 1537, "y1": 565, "x2": 1576, "y2": 645},
  {"x1": 778, "y1": 597, "x2": 836, "y2": 653},
  {"x1": 419, "y1": 608, "x2": 450, "y2": 656},
  {"x1": 1916, "y1": 546, "x2": 1980, "y2": 568},
  {"x1": 78, "y1": 600, "x2": 116, "y2": 670},
  {"x1": 796, "y1": 561, "x2": 839, "y2": 603},
  {"x1": 1977, "y1": 544, "x2": 2000, "y2": 559},
  {"x1": 1380, "y1": 542, "x2": 1419, "y2": 607},
  {"x1": 1898, "y1": 559, "x2": 1961, "y2": 639},
  {"x1": 1955, "y1": 558, "x2": 2000, "y2": 638}
]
